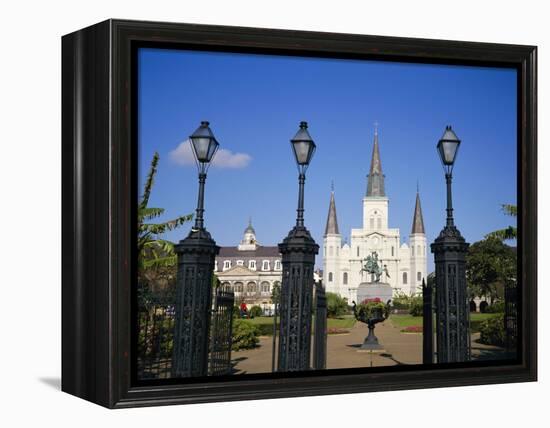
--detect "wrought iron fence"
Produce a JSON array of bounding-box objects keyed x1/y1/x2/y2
[
  {"x1": 137, "y1": 294, "x2": 175, "y2": 379},
  {"x1": 137, "y1": 285, "x2": 235, "y2": 380},
  {"x1": 504, "y1": 280, "x2": 518, "y2": 351}
]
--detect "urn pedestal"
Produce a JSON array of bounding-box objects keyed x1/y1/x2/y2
[{"x1": 356, "y1": 281, "x2": 393, "y2": 303}]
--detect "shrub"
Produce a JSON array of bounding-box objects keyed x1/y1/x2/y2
[
  {"x1": 409, "y1": 295, "x2": 423, "y2": 317},
  {"x1": 249, "y1": 305, "x2": 263, "y2": 318},
  {"x1": 231, "y1": 320, "x2": 260, "y2": 351},
  {"x1": 478, "y1": 313, "x2": 506, "y2": 347},
  {"x1": 485, "y1": 301, "x2": 505, "y2": 313},
  {"x1": 326, "y1": 292, "x2": 348, "y2": 318},
  {"x1": 392, "y1": 291, "x2": 411, "y2": 310}
]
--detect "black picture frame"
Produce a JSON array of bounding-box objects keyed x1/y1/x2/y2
[{"x1": 61, "y1": 19, "x2": 537, "y2": 408}]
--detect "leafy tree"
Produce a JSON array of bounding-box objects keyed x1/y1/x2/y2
[
  {"x1": 485, "y1": 204, "x2": 517, "y2": 241},
  {"x1": 326, "y1": 292, "x2": 348, "y2": 318},
  {"x1": 466, "y1": 237, "x2": 516, "y2": 303}
]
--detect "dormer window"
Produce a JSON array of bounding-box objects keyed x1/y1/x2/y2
[
  {"x1": 223, "y1": 260, "x2": 231, "y2": 270},
  {"x1": 275, "y1": 260, "x2": 281, "y2": 270},
  {"x1": 262, "y1": 260, "x2": 270, "y2": 271},
  {"x1": 214, "y1": 261, "x2": 218, "y2": 271},
  {"x1": 236, "y1": 260, "x2": 244, "y2": 266},
  {"x1": 249, "y1": 260, "x2": 256, "y2": 270}
]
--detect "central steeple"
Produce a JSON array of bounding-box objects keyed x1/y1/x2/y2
[{"x1": 366, "y1": 126, "x2": 386, "y2": 197}]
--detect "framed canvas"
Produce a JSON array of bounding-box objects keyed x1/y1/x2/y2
[{"x1": 61, "y1": 19, "x2": 537, "y2": 408}]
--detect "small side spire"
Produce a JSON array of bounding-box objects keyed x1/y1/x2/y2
[
  {"x1": 411, "y1": 190, "x2": 425, "y2": 234},
  {"x1": 324, "y1": 185, "x2": 340, "y2": 236}
]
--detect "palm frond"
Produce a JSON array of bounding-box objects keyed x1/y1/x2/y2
[
  {"x1": 485, "y1": 226, "x2": 517, "y2": 241},
  {"x1": 139, "y1": 207, "x2": 165, "y2": 221},
  {"x1": 501, "y1": 204, "x2": 517, "y2": 217},
  {"x1": 139, "y1": 151, "x2": 160, "y2": 210}
]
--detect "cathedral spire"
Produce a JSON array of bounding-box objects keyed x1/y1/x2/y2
[
  {"x1": 324, "y1": 186, "x2": 340, "y2": 236},
  {"x1": 366, "y1": 127, "x2": 386, "y2": 197},
  {"x1": 411, "y1": 190, "x2": 425, "y2": 234}
]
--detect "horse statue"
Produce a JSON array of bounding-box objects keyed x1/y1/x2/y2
[{"x1": 360, "y1": 251, "x2": 390, "y2": 283}]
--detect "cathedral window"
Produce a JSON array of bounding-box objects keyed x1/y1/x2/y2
[
  {"x1": 402, "y1": 272, "x2": 408, "y2": 284},
  {"x1": 417, "y1": 245, "x2": 421, "y2": 256},
  {"x1": 336, "y1": 246, "x2": 339, "y2": 256},
  {"x1": 328, "y1": 272, "x2": 333, "y2": 282},
  {"x1": 262, "y1": 260, "x2": 270, "y2": 271},
  {"x1": 249, "y1": 260, "x2": 256, "y2": 270},
  {"x1": 356, "y1": 246, "x2": 360, "y2": 257},
  {"x1": 417, "y1": 272, "x2": 422, "y2": 281},
  {"x1": 412, "y1": 246, "x2": 415, "y2": 256},
  {"x1": 343, "y1": 272, "x2": 348, "y2": 285},
  {"x1": 391, "y1": 246, "x2": 394, "y2": 257},
  {"x1": 370, "y1": 217, "x2": 374, "y2": 229},
  {"x1": 329, "y1": 246, "x2": 333, "y2": 256},
  {"x1": 377, "y1": 217, "x2": 382, "y2": 229},
  {"x1": 223, "y1": 260, "x2": 231, "y2": 270}
]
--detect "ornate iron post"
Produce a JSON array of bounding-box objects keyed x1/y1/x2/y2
[
  {"x1": 172, "y1": 121, "x2": 220, "y2": 378},
  {"x1": 277, "y1": 122, "x2": 319, "y2": 372},
  {"x1": 422, "y1": 278, "x2": 434, "y2": 364},
  {"x1": 430, "y1": 126, "x2": 470, "y2": 363},
  {"x1": 313, "y1": 280, "x2": 327, "y2": 370}
]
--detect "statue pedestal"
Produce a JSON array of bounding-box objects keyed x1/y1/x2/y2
[{"x1": 356, "y1": 282, "x2": 393, "y2": 304}]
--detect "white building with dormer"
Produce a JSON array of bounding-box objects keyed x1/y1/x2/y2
[
  {"x1": 214, "y1": 220, "x2": 282, "y2": 310},
  {"x1": 322, "y1": 129, "x2": 427, "y2": 302}
]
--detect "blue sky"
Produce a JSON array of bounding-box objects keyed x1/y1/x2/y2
[{"x1": 138, "y1": 48, "x2": 517, "y2": 272}]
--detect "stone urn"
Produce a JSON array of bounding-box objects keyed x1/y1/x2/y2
[{"x1": 352, "y1": 300, "x2": 391, "y2": 351}]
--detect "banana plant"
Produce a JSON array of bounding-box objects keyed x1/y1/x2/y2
[{"x1": 138, "y1": 152, "x2": 193, "y2": 270}]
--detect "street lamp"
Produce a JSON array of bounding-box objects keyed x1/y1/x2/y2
[
  {"x1": 291, "y1": 121, "x2": 316, "y2": 228},
  {"x1": 189, "y1": 121, "x2": 219, "y2": 231},
  {"x1": 277, "y1": 121, "x2": 319, "y2": 372},
  {"x1": 437, "y1": 125, "x2": 461, "y2": 228},
  {"x1": 430, "y1": 125, "x2": 470, "y2": 364},
  {"x1": 172, "y1": 121, "x2": 221, "y2": 378}
]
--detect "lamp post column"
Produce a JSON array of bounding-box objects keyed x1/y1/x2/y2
[
  {"x1": 430, "y1": 126, "x2": 470, "y2": 363},
  {"x1": 277, "y1": 121, "x2": 319, "y2": 372},
  {"x1": 172, "y1": 122, "x2": 220, "y2": 378}
]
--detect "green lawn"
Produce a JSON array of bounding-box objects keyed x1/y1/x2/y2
[
  {"x1": 238, "y1": 315, "x2": 356, "y2": 336},
  {"x1": 389, "y1": 313, "x2": 500, "y2": 333}
]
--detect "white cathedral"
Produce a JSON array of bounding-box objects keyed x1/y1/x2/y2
[{"x1": 322, "y1": 129, "x2": 427, "y2": 302}]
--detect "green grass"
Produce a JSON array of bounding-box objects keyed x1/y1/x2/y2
[
  {"x1": 237, "y1": 315, "x2": 356, "y2": 336},
  {"x1": 327, "y1": 315, "x2": 356, "y2": 329},
  {"x1": 390, "y1": 312, "x2": 501, "y2": 333}
]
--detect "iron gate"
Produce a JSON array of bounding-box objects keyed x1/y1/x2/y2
[
  {"x1": 208, "y1": 285, "x2": 235, "y2": 376},
  {"x1": 312, "y1": 280, "x2": 327, "y2": 370}
]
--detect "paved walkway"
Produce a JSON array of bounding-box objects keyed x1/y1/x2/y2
[
  {"x1": 231, "y1": 321, "x2": 513, "y2": 374},
  {"x1": 232, "y1": 319, "x2": 422, "y2": 374}
]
